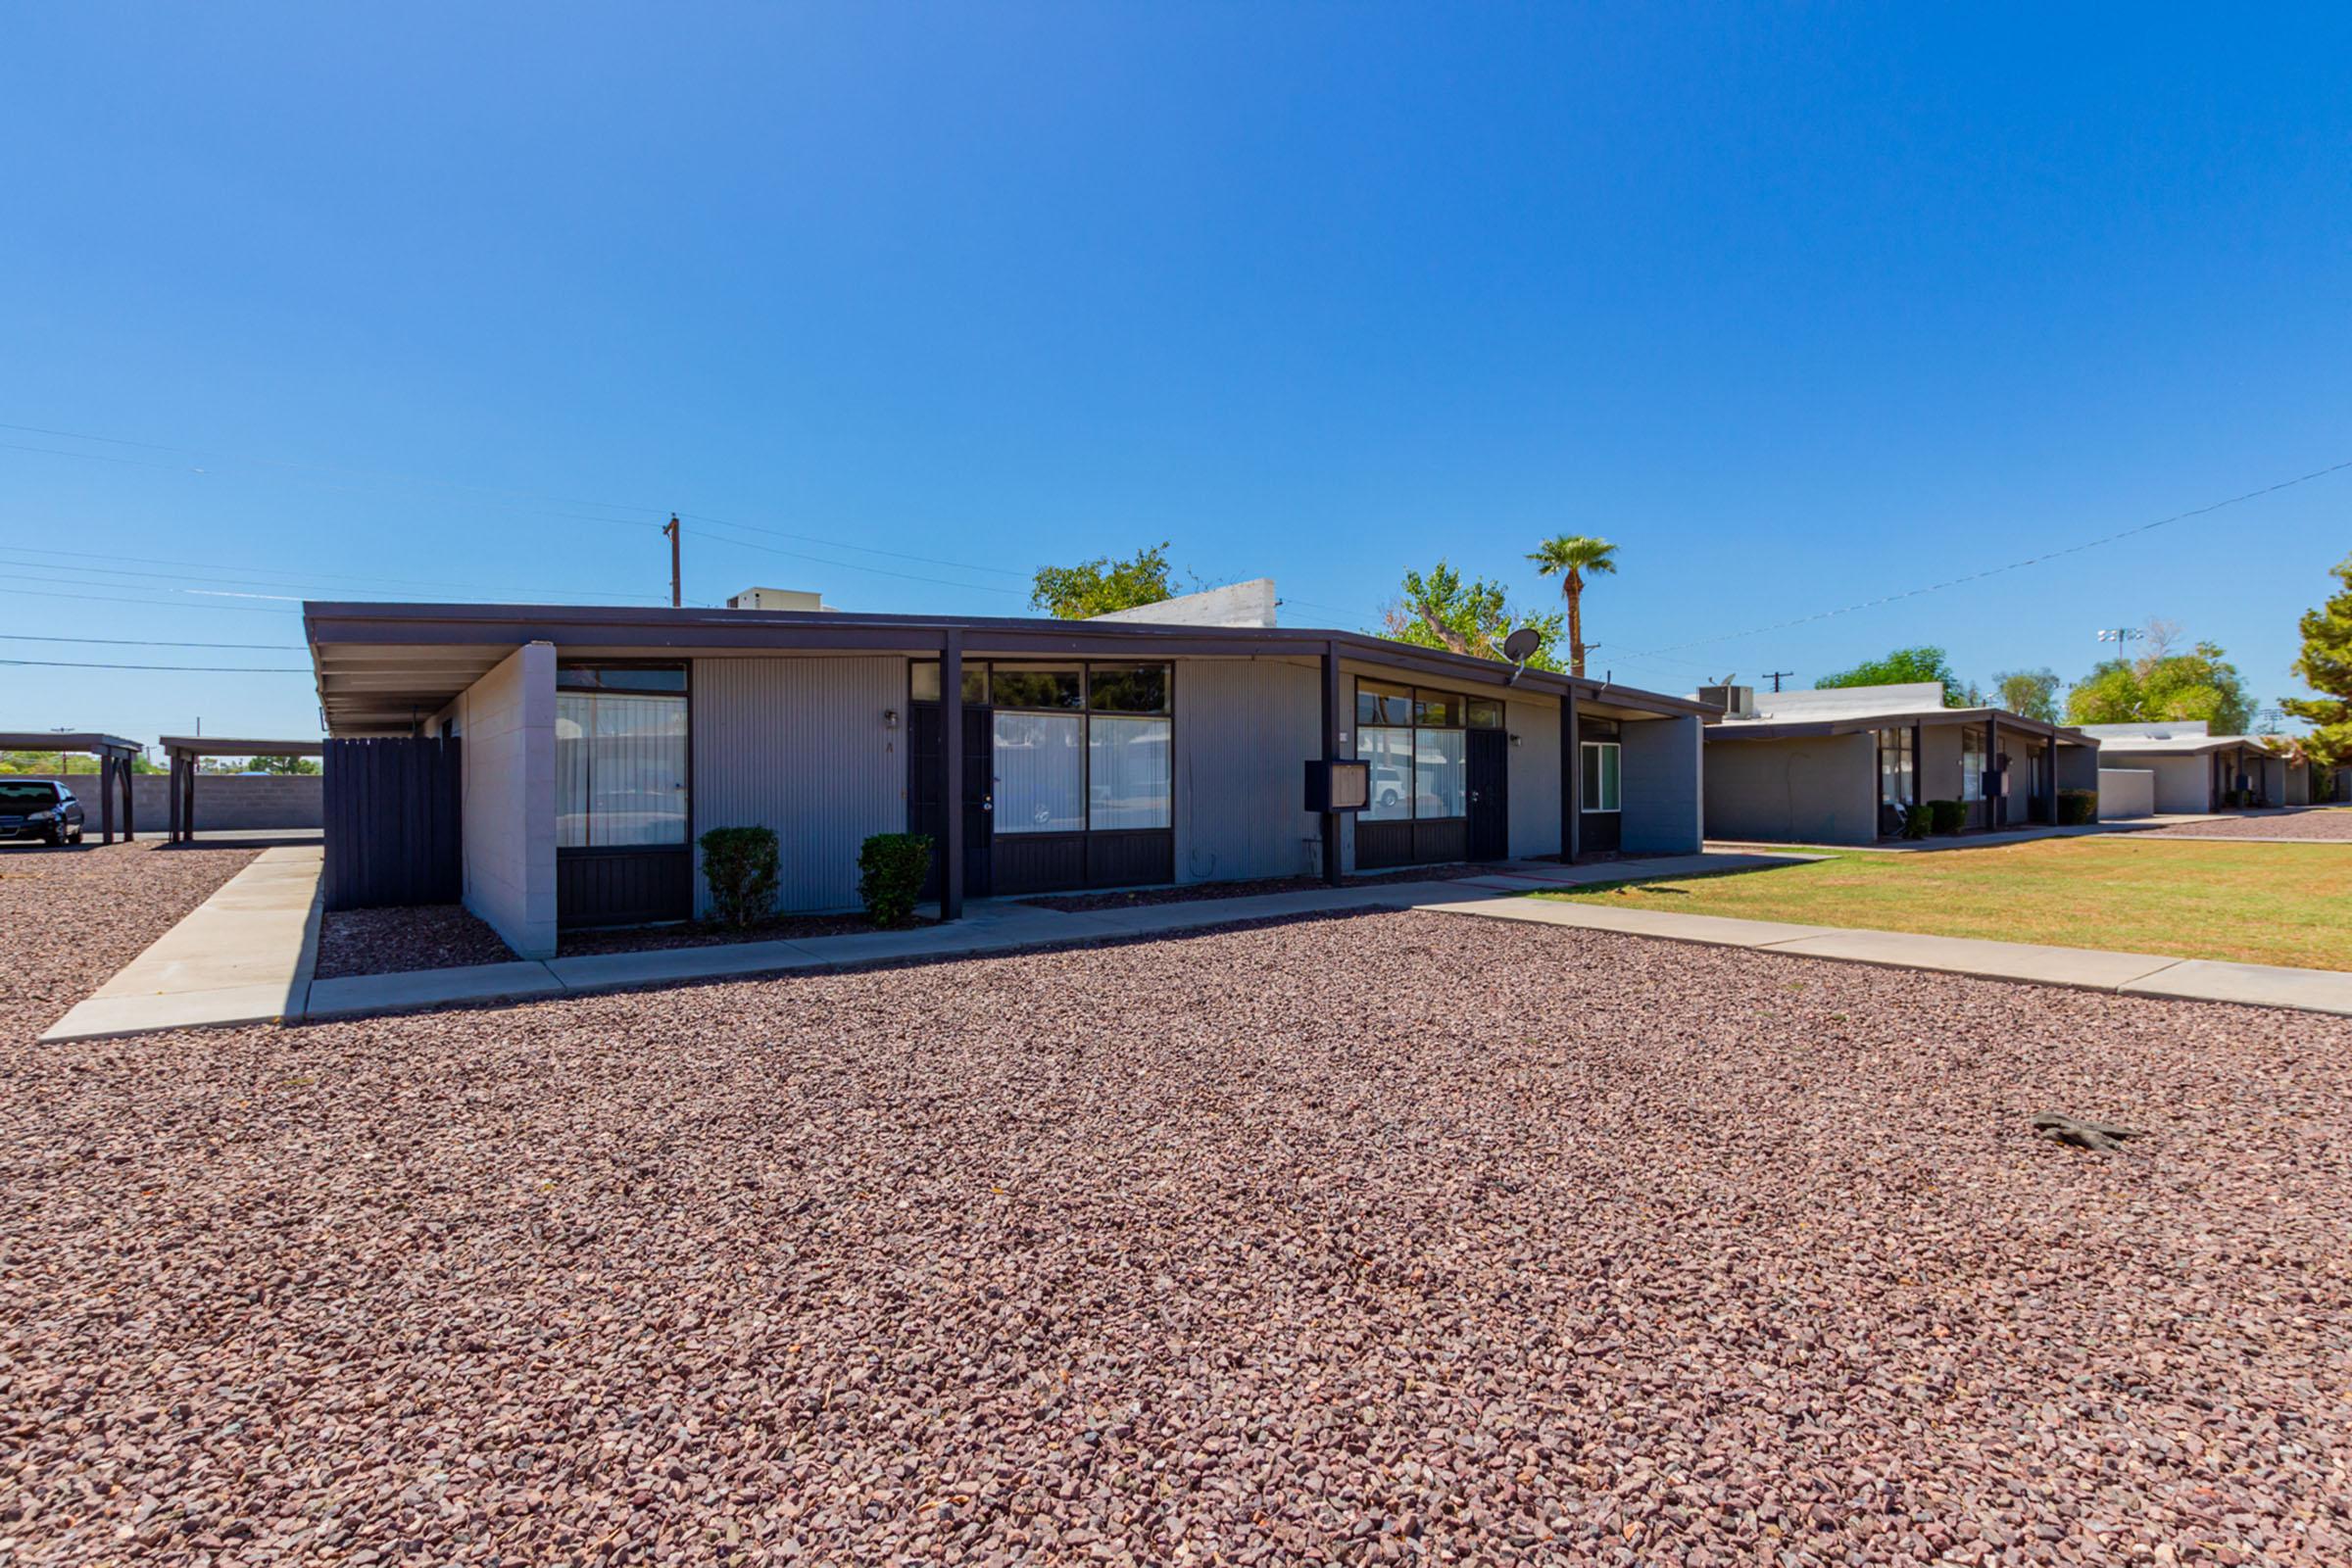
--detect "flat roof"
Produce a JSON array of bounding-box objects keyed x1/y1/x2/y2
[
  {"x1": 2091, "y1": 734, "x2": 2266, "y2": 758},
  {"x1": 0, "y1": 731, "x2": 142, "y2": 756},
  {"x1": 1704, "y1": 706, "x2": 2095, "y2": 747},
  {"x1": 303, "y1": 601, "x2": 1719, "y2": 735},
  {"x1": 158, "y1": 736, "x2": 325, "y2": 757}
]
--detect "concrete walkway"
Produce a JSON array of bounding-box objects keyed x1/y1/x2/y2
[
  {"x1": 38, "y1": 845, "x2": 2352, "y2": 1040},
  {"x1": 42, "y1": 845, "x2": 323, "y2": 1041}
]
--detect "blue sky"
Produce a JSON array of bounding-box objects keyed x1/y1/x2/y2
[{"x1": 5, "y1": 4, "x2": 2348, "y2": 747}]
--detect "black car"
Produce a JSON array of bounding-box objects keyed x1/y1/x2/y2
[{"x1": 0, "y1": 779, "x2": 86, "y2": 846}]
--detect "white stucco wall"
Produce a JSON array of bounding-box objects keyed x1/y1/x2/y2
[
  {"x1": 2096, "y1": 768, "x2": 2155, "y2": 819},
  {"x1": 2100, "y1": 752, "x2": 2213, "y2": 814},
  {"x1": 691, "y1": 656, "x2": 908, "y2": 913},
  {"x1": 1173, "y1": 658, "x2": 1324, "y2": 883},
  {"x1": 458, "y1": 642, "x2": 557, "y2": 958},
  {"x1": 1703, "y1": 731, "x2": 1877, "y2": 845}
]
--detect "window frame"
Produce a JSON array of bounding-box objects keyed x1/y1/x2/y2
[
  {"x1": 912, "y1": 660, "x2": 1175, "y2": 837},
  {"x1": 555, "y1": 661, "x2": 692, "y2": 852},
  {"x1": 1876, "y1": 725, "x2": 1916, "y2": 808},
  {"x1": 1358, "y1": 681, "x2": 1480, "y2": 823},
  {"x1": 1580, "y1": 740, "x2": 1623, "y2": 813}
]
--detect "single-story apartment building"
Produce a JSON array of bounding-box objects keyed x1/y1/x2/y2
[
  {"x1": 304, "y1": 597, "x2": 1712, "y2": 958},
  {"x1": 1696, "y1": 681, "x2": 2102, "y2": 845},
  {"x1": 2075, "y1": 722, "x2": 2310, "y2": 811}
]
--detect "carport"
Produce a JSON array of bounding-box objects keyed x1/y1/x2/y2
[
  {"x1": 0, "y1": 731, "x2": 141, "y2": 843},
  {"x1": 160, "y1": 735, "x2": 326, "y2": 843}
]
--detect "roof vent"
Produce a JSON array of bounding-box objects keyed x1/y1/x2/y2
[
  {"x1": 1697, "y1": 684, "x2": 1756, "y2": 719},
  {"x1": 726, "y1": 587, "x2": 831, "y2": 612}
]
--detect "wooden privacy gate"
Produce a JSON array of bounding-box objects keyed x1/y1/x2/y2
[{"x1": 322, "y1": 737, "x2": 463, "y2": 910}]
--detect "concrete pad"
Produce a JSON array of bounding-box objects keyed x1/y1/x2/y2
[
  {"x1": 41, "y1": 982, "x2": 303, "y2": 1043},
  {"x1": 307, "y1": 960, "x2": 566, "y2": 1018},
  {"x1": 2120, "y1": 959, "x2": 2352, "y2": 1016},
  {"x1": 1762, "y1": 928, "x2": 2183, "y2": 990}
]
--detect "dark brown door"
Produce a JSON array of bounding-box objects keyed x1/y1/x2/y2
[{"x1": 1466, "y1": 728, "x2": 1508, "y2": 860}]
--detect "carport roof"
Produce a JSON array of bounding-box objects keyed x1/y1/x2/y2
[
  {"x1": 1703, "y1": 707, "x2": 2097, "y2": 747},
  {"x1": 303, "y1": 600, "x2": 1721, "y2": 736},
  {"x1": 158, "y1": 736, "x2": 324, "y2": 758},
  {"x1": 0, "y1": 731, "x2": 142, "y2": 757}
]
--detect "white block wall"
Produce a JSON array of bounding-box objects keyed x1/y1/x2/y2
[
  {"x1": 1620, "y1": 713, "x2": 1705, "y2": 854},
  {"x1": 2096, "y1": 768, "x2": 2155, "y2": 819},
  {"x1": 457, "y1": 643, "x2": 558, "y2": 957}
]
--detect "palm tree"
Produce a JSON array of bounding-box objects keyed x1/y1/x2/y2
[{"x1": 1527, "y1": 535, "x2": 1617, "y2": 676}]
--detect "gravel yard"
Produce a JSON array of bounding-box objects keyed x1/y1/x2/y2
[
  {"x1": 0, "y1": 839, "x2": 260, "y2": 1041},
  {"x1": 5, "y1": 903, "x2": 2350, "y2": 1565},
  {"x1": 1025, "y1": 863, "x2": 1494, "y2": 912},
  {"x1": 2137, "y1": 807, "x2": 2352, "y2": 842},
  {"x1": 314, "y1": 905, "x2": 518, "y2": 978}
]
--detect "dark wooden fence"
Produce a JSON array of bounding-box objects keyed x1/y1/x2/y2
[{"x1": 322, "y1": 737, "x2": 463, "y2": 910}]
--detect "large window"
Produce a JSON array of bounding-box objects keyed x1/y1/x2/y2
[
  {"x1": 917, "y1": 661, "x2": 1173, "y2": 835},
  {"x1": 1358, "y1": 680, "x2": 1497, "y2": 822},
  {"x1": 1960, "y1": 727, "x2": 1985, "y2": 802},
  {"x1": 1877, "y1": 726, "x2": 1915, "y2": 807},
  {"x1": 1581, "y1": 741, "x2": 1622, "y2": 812},
  {"x1": 557, "y1": 664, "x2": 688, "y2": 849}
]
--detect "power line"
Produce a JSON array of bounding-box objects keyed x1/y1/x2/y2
[
  {"x1": 0, "y1": 657, "x2": 309, "y2": 673},
  {"x1": 680, "y1": 512, "x2": 1033, "y2": 578},
  {"x1": 683, "y1": 526, "x2": 1028, "y2": 595},
  {"x1": 4, "y1": 550, "x2": 670, "y2": 606},
  {"x1": 0, "y1": 631, "x2": 301, "y2": 651},
  {"x1": 1628, "y1": 456, "x2": 2352, "y2": 659},
  {"x1": 9, "y1": 543, "x2": 673, "y2": 602},
  {"x1": 0, "y1": 582, "x2": 303, "y2": 613}
]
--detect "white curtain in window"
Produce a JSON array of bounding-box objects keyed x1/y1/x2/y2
[
  {"x1": 1961, "y1": 730, "x2": 1985, "y2": 802},
  {"x1": 1582, "y1": 742, "x2": 1623, "y2": 811},
  {"x1": 556, "y1": 697, "x2": 593, "y2": 849},
  {"x1": 995, "y1": 711, "x2": 1084, "y2": 833},
  {"x1": 593, "y1": 694, "x2": 688, "y2": 846},
  {"x1": 1088, "y1": 714, "x2": 1171, "y2": 829},
  {"x1": 1415, "y1": 729, "x2": 1466, "y2": 818},
  {"x1": 1361, "y1": 727, "x2": 1412, "y2": 821}
]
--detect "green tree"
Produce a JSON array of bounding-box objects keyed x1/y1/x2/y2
[
  {"x1": 2064, "y1": 641, "x2": 2256, "y2": 734},
  {"x1": 1379, "y1": 562, "x2": 1563, "y2": 669},
  {"x1": 247, "y1": 755, "x2": 321, "y2": 775},
  {"x1": 0, "y1": 749, "x2": 161, "y2": 774},
  {"x1": 1029, "y1": 542, "x2": 1177, "y2": 619},
  {"x1": 2281, "y1": 554, "x2": 2352, "y2": 765},
  {"x1": 1525, "y1": 535, "x2": 1617, "y2": 677},
  {"x1": 1992, "y1": 668, "x2": 2060, "y2": 723},
  {"x1": 1814, "y1": 646, "x2": 1971, "y2": 707}
]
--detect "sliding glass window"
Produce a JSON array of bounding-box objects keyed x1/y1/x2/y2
[
  {"x1": 1358, "y1": 680, "x2": 1495, "y2": 822},
  {"x1": 1877, "y1": 726, "x2": 1915, "y2": 807},
  {"x1": 556, "y1": 664, "x2": 688, "y2": 849},
  {"x1": 975, "y1": 662, "x2": 1173, "y2": 835}
]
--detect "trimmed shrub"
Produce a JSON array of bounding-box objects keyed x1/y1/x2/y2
[
  {"x1": 1927, "y1": 799, "x2": 1967, "y2": 835},
  {"x1": 2057, "y1": 788, "x2": 2099, "y2": 826},
  {"x1": 858, "y1": 832, "x2": 933, "y2": 928},
  {"x1": 1900, "y1": 803, "x2": 1932, "y2": 840},
  {"x1": 700, "y1": 826, "x2": 780, "y2": 929}
]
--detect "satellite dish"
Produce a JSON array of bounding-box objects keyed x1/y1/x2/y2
[{"x1": 1500, "y1": 625, "x2": 1542, "y2": 684}]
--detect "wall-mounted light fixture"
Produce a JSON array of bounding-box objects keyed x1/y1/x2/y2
[
  {"x1": 883, "y1": 708, "x2": 900, "y2": 731},
  {"x1": 1508, "y1": 732, "x2": 1523, "y2": 748}
]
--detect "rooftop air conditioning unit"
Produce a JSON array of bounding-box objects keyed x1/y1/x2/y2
[
  {"x1": 1697, "y1": 684, "x2": 1756, "y2": 719},
  {"x1": 726, "y1": 587, "x2": 830, "y2": 612}
]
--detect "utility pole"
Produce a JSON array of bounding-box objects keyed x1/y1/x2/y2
[
  {"x1": 662, "y1": 514, "x2": 682, "y2": 608},
  {"x1": 1760, "y1": 670, "x2": 1793, "y2": 693}
]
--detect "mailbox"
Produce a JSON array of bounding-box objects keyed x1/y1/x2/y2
[{"x1": 1304, "y1": 759, "x2": 1370, "y2": 813}]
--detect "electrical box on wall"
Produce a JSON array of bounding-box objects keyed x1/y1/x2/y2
[{"x1": 1303, "y1": 759, "x2": 1370, "y2": 813}]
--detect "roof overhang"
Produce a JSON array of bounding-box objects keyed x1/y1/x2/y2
[
  {"x1": 0, "y1": 731, "x2": 142, "y2": 758},
  {"x1": 304, "y1": 601, "x2": 1719, "y2": 736},
  {"x1": 1704, "y1": 707, "x2": 2095, "y2": 747},
  {"x1": 158, "y1": 735, "x2": 326, "y2": 758}
]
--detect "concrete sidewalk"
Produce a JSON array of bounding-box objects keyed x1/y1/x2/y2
[
  {"x1": 38, "y1": 845, "x2": 2352, "y2": 1039},
  {"x1": 41, "y1": 845, "x2": 323, "y2": 1041}
]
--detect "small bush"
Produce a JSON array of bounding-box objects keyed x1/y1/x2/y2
[
  {"x1": 858, "y1": 832, "x2": 933, "y2": 928},
  {"x1": 1927, "y1": 799, "x2": 1967, "y2": 835},
  {"x1": 700, "y1": 826, "x2": 780, "y2": 929},
  {"x1": 2057, "y1": 788, "x2": 2098, "y2": 826},
  {"x1": 1900, "y1": 803, "x2": 1932, "y2": 840}
]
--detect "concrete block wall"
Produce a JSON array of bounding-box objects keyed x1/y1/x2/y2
[
  {"x1": 2096, "y1": 768, "x2": 2155, "y2": 819},
  {"x1": 55, "y1": 772, "x2": 324, "y2": 830},
  {"x1": 456, "y1": 643, "x2": 558, "y2": 958},
  {"x1": 1620, "y1": 713, "x2": 1704, "y2": 854}
]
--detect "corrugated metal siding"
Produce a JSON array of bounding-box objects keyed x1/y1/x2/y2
[
  {"x1": 691, "y1": 656, "x2": 908, "y2": 913},
  {"x1": 1172, "y1": 659, "x2": 1324, "y2": 883},
  {"x1": 1506, "y1": 694, "x2": 1562, "y2": 858}
]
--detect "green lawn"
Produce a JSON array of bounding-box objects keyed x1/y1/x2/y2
[{"x1": 1541, "y1": 837, "x2": 2352, "y2": 971}]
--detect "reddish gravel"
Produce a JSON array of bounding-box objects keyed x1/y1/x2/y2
[
  {"x1": 1025, "y1": 863, "x2": 1497, "y2": 912},
  {"x1": 0, "y1": 839, "x2": 259, "y2": 1043},
  {"x1": 5, "y1": 906, "x2": 2351, "y2": 1564},
  {"x1": 559, "y1": 910, "x2": 938, "y2": 957},
  {"x1": 315, "y1": 905, "x2": 517, "y2": 978},
  {"x1": 2137, "y1": 808, "x2": 2352, "y2": 842}
]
